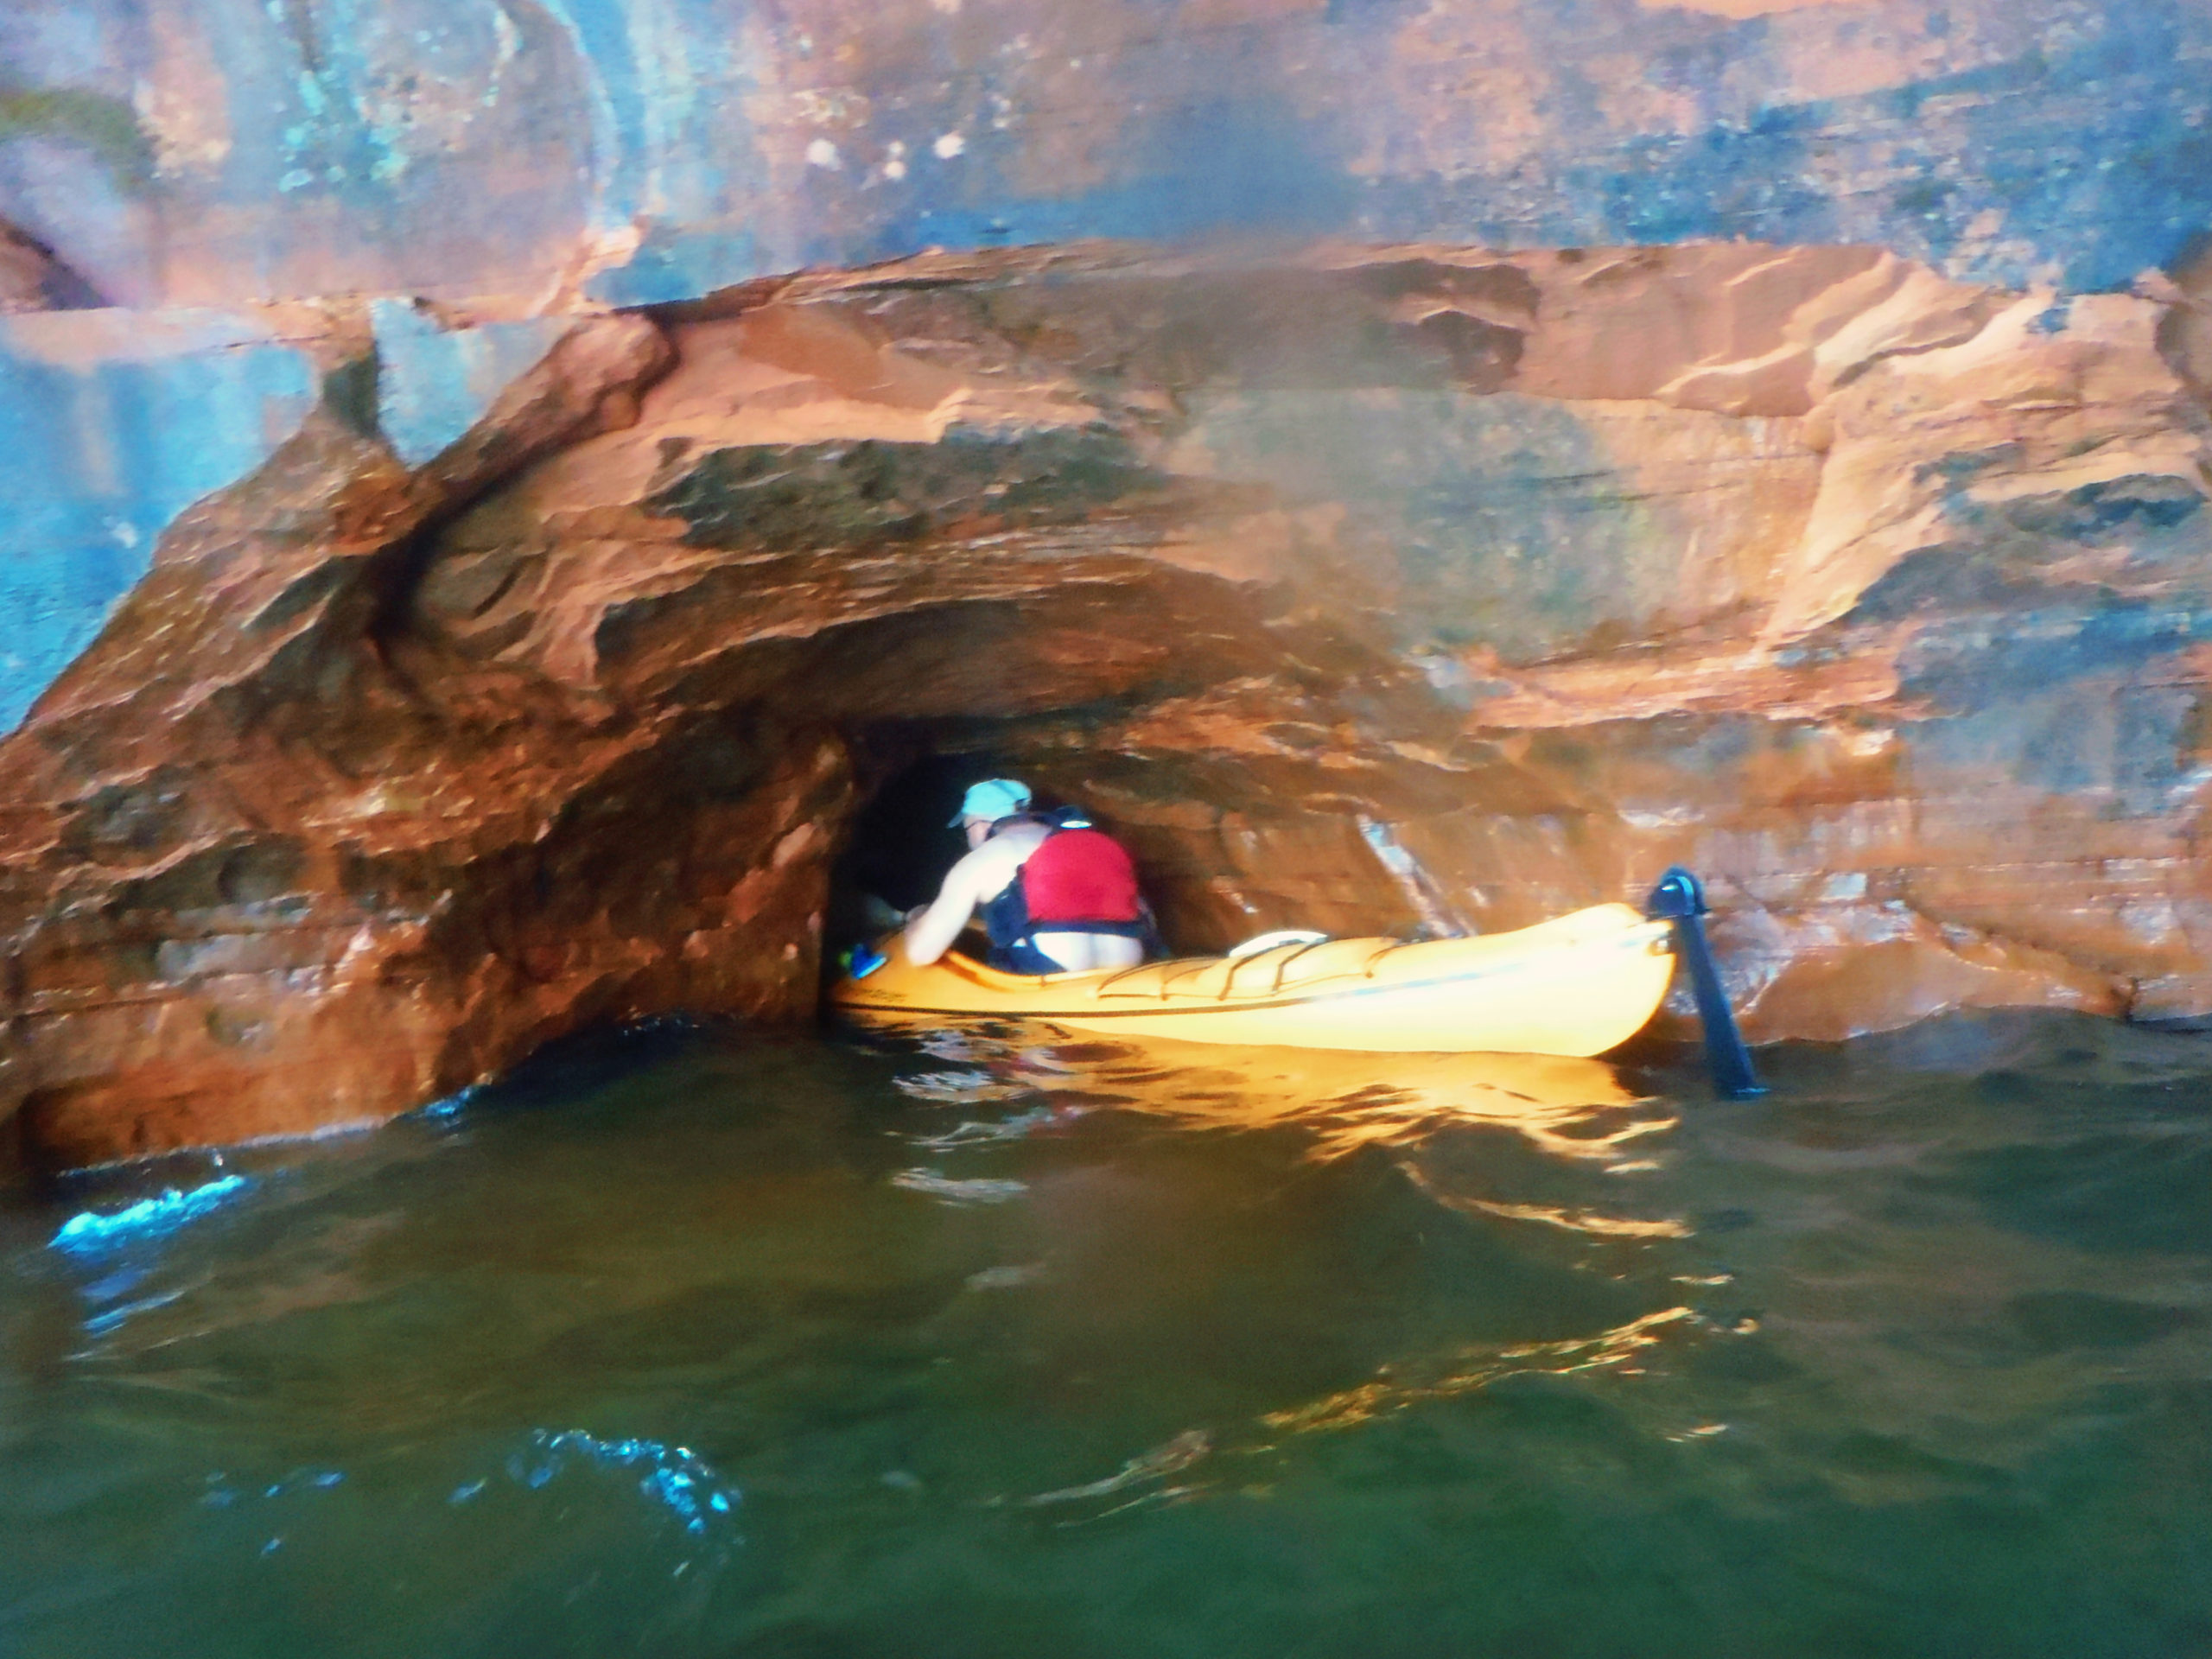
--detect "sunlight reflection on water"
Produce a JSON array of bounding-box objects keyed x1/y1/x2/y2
[
  {"x1": 50, "y1": 1175, "x2": 251, "y2": 1253},
  {"x1": 2, "y1": 1012, "x2": 2209, "y2": 1657}
]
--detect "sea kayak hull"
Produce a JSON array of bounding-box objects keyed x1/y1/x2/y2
[{"x1": 830, "y1": 902, "x2": 1677, "y2": 1056}]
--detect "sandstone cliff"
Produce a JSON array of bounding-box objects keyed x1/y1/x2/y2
[
  {"x1": 3, "y1": 241, "x2": 2209, "y2": 1165},
  {"x1": 3, "y1": 0, "x2": 2211, "y2": 1165}
]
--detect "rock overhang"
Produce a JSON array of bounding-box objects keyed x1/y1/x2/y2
[
  {"x1": 0, "y1": 238, "x2": 2208, "y2": 1167},
  {"x1": 0, "y1": 0, "x2": 2210, "y2": 1164}
]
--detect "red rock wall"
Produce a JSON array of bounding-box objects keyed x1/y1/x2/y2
[
  {"x1": 10, "y1": 0, "x2": 2209, "y2": 305},
  {"x1": 4, "y1": 240, "x2": 2210, "y2": 1166}
]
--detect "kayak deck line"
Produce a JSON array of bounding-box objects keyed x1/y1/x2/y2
[
  {"x1": 841, "y1": 926, "x2": 1671, "y2": 1020},
  {"x1": 1086, "y1": 937, "x2": 1413, "y2": 1003}
]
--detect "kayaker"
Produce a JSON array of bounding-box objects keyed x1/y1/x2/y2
[{"x1": 902, "y1": 779, "x2": 1157, "y2": 974}]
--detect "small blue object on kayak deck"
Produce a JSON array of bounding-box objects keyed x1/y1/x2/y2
[{"x1": 847, "y1": 946, "x2": 888, "y2": 980}]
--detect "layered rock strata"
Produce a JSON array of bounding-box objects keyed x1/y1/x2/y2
[
  {"x1": 8, "y1": 0, "x2": 2209, "y2": 305},
  {"x1": 3, "y1": 239, "x2": 2210, "y2": 1166}
]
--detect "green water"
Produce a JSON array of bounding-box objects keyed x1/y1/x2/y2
[{"x1": 3, "y1": 1013, "x2": 2209, "y2": 1657}]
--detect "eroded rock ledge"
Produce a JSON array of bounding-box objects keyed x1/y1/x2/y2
[{"x1": 4, "y1": 239, "x2": 2211, "y2": 1167}]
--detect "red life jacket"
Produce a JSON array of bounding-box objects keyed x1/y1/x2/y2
[
  {"x1": 1020, "y1": 826, "x2": 1144, "y2": 925},
  {"x1": 980, "y1": 813, "x2": 1153, "y2": 970}
]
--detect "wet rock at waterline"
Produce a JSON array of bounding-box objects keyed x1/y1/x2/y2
[{"x1": 3, "y1": 239, "x2": 2211, "y2": 1166}]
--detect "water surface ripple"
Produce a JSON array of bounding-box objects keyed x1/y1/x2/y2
[{"x1": 3, "y1": 1012, "x2": 2209, "y2": 1656}]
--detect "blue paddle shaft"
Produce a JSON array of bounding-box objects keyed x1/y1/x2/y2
[{"x1": 1645, "y1": 868, "x2": 1767, "y2": 1101}]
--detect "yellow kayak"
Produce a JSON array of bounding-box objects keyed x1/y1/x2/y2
[{"x1": 830, "y1": 902, "x2": 1677, "y2": 1056}]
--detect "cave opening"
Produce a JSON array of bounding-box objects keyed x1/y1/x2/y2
[
  {"x1": 822, "y1": 730, "x2": 1134, "y2": 969},
  {"x1": 825, "y1": 743, "x2": 983, "y2": 947}
]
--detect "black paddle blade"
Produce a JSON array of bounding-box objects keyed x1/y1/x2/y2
[{"x1": 1644, "y1": 868, "x2": 1767, "y2": 1101}]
